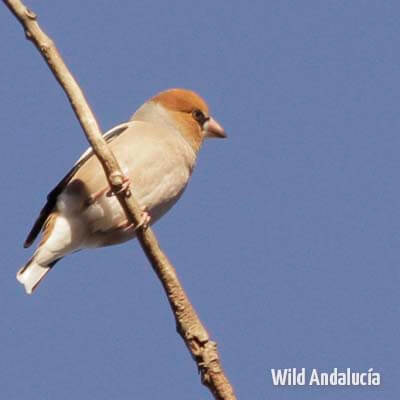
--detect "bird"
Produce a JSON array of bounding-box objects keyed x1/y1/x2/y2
[{"x1": 17, "y1": 88, "x2": 226, "y2": 294}]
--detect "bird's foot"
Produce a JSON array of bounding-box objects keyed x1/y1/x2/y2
[
  {"x1": 115, "y1": 207, "x2": 151, "y2": 233},
  {"x1": 135, "y1": 207, "x2": 151, "y2": 231},
  {"x1": 86, "y1": 187, "x2": 109, "y2": 206},
  {"x1": 85, "y1": 177, "x2": 131, "y2": 206},
  {"x1": 107, "y1": 176, "x2": 131, "y2": 197},
  {"x1": 114, "y1": 219, "x2": 134, "y2": 232}
]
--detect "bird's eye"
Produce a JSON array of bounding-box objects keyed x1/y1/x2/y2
[{"x1": 192, "y1": 109, "x2": 206, "y2": 124}]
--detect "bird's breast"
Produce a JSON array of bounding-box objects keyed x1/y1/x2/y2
[{"x1": 57, "y1": 122, "x2": 196, "y2": 247}]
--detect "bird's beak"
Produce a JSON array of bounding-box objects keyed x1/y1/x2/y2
[{"x1": 204, "y1": 117, "x2": 227, "y2": 139}]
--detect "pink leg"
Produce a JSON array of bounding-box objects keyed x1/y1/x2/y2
[
  {"x1": 114, "y1": 207, "x2": 151, "y2": 232},
  {"x1": 86, "y1": 187, "x2": 109, "y2": 205},
  {"x1": 86, "y1": 177, "x2": 131, "y2": 206},
  {"x1": 136, "y1": 207, "x2": 151, "y2": 230},
  {"x1": 106, "y1": 176, "x2": 131, "y2": 197}
]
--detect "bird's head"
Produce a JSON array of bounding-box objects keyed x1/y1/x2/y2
[{"x1": 133, "y1": 88, "x2": 226, "y2": 153}]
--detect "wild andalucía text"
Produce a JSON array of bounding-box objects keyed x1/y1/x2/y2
[{"x1": 270, "y1": 368, "x2": 380, "y2": 386}]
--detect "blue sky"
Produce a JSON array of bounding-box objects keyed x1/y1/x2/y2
[{"x1": 1, "y1": 1, "x2": 399, "y2": 399}]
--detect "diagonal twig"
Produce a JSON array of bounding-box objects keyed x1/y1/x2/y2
[{"x1": 3, "y1": 0, "x2": 236, "y2": 399}]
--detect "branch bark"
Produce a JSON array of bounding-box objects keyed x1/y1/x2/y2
[{"x1": 3, "y1": 1, "x2": 236, "y2": 399}]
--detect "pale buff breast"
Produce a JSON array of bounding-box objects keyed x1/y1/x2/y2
[{"x1": 57, "y1": 121, "x2": 196, "y2": 247}]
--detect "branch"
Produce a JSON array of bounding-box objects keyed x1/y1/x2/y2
[{"x1": 3, "y1": 1, "x2": 236, "y2": 399}]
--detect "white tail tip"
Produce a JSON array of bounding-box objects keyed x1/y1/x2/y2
[{"x1": 17, "y1": 261, "x2": 51, "y2": 295}]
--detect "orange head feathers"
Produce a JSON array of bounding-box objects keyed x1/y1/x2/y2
[{"x1": 150, "y1": 88, "x2": 226, "y2": 152}]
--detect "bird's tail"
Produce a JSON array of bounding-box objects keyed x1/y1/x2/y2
[{"x1": 16, "y1": 258, "x2": 52, "y2": 295}]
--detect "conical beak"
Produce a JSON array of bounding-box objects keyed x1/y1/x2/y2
[{"x1": 204, "y1": 117, "x2": 227, "y2": 139}]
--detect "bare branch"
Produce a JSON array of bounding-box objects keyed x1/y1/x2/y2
[{"x1": 3, "y1": 0, "x2": 236, "y2": 398}]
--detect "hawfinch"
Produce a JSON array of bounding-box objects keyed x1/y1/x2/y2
[{"x1": 17, "y1": 88, "x2": 226, "y2": 294}]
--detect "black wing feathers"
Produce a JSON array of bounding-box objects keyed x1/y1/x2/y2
[{"x1": 23, "y1": 124, "x2": 129, "y2": 248}]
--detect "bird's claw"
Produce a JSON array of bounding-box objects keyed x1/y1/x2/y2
[
  {"x1": 134, "y1": 207, "x2": 151, "y2": 231},
  {"x1": 106, "y1": 176, "x2": 131, "y2": 197},
  {"x1": 114, "y1": 208, "x2": 150, "y2": 233}
]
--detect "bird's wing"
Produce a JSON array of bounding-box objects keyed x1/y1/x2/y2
[{"x1": 23, "y1": 123, "x2": 131, "y2": 248}]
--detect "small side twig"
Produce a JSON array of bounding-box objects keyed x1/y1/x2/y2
[{"x1": 3, "y1": 1, "x2": 236, "y2": 399}]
